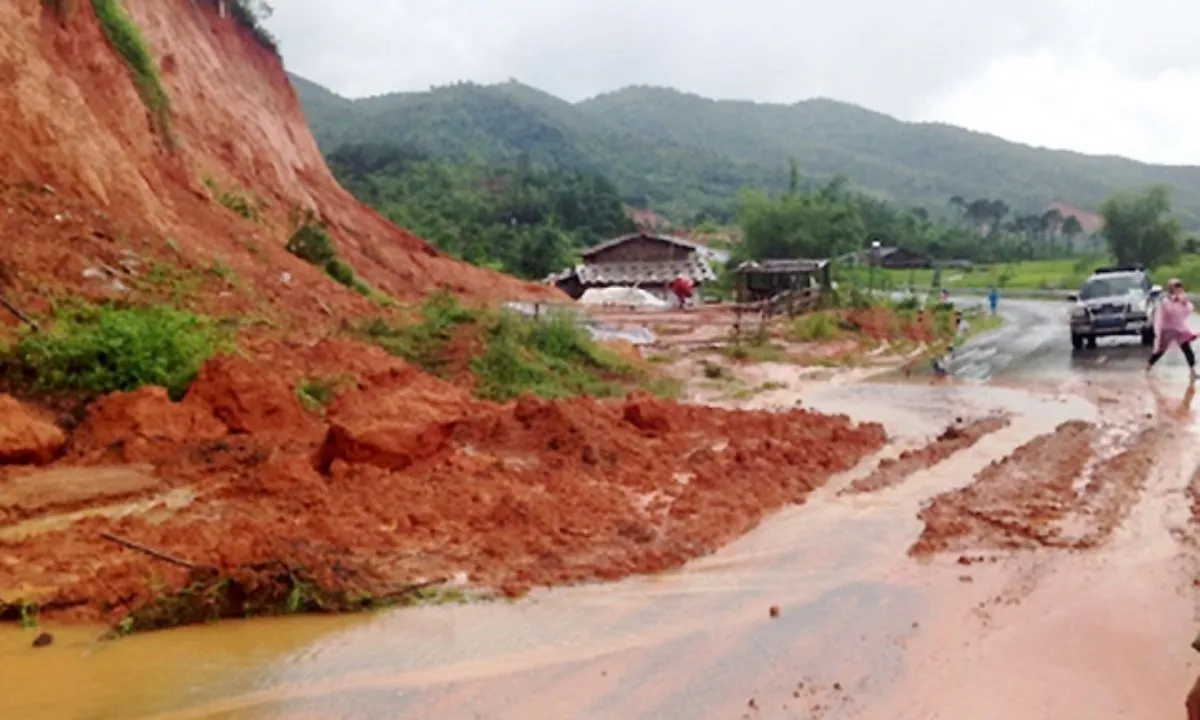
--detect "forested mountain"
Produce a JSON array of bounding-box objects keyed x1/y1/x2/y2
[
  {"x1": 291, "y1": 74, "x2": 1200, "y2": 225},
  {"x1": 326, "y1": 143, "x2": 635, "y2": 279}
]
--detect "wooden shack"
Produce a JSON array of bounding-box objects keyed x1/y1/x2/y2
[
  {"x1": 733, "y1": 258, "x2": 832, "y2": 304},
  {"x1": 870, "y1": 246, "x2": 932, "y2": 269}
]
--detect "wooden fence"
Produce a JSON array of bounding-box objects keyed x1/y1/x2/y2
[{"x1": 732, "y1": 287, "x2": 823, "y2": 344}]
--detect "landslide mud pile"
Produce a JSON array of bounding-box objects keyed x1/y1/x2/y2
[{"x1": 0, "y1": 344, "x2": 886, "y2": 626}]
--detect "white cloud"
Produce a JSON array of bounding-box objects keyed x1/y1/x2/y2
[{"x1": 924, "y1": 51, "x2": 1200, "y2": 164}]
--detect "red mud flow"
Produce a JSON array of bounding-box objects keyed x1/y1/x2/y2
[
  {"x1": 909, "y1": 419, "x2": 1167, "y2": 557},
  {"x1": 840, "y1": 414, "x2": 1010, "y2": 496},
  {"x1": 0, "y1": 350, "x2": 887, "y2": 624}
]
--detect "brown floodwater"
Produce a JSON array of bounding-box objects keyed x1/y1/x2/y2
[{"x1": 3, "y1": 383, "x2": 1197, "y2": 719}]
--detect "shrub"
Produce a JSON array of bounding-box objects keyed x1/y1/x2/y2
[
  {"x1": 325, "y1": 259, "x2": 356, "y2": 287},
  {"x1": 790, "y1": 312, "x2": 842, "y2": 342},
  {"x1": 360, "y1": 293, "x2": 646, "y2": 401},
  {"x1": 361, "y1": 290, "x2": 477, "y2": 373},
  {"x1": 92, "y1": 0, "x2": 172, "y2": 144},
  {"x1": 471, "y1": 311, "x2": 626, "y2": 401},
  {"x1": 226, "y1": 0, "x2": 279, "y2": 53},
  {"x1": 285, "y1": 213, "x2": 336, "y2": 266},
  {"x1": 7, "y1": 304, "x2": 226, "y2": 398}
]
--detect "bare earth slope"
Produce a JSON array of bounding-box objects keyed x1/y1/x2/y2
[{"x1": 0, "y1": 0, "x2": 554, "y2": 323}]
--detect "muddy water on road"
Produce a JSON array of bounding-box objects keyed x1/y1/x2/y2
[{"x1": 3, "y1": 382, "x2": 1195, "y2": 720}]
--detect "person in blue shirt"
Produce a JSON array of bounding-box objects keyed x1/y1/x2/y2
[{"x1": 987, "y1": 286, "x2": 999, "y2": 315}]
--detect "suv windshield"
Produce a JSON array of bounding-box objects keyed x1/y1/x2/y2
[{"x1": 1079, "y1": 275, "x2": 1145, "y2": 300}]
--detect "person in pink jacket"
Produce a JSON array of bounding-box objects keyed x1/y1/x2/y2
[{"x1": 1147, "y1": 278, "x2": 1197, "y2": 376}]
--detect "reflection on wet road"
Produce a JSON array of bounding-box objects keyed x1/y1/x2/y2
[{"x1": 949, "y1": 297, "x2": 1200, "y2": 381}]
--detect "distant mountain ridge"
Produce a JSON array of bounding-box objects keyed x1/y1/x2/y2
[{"x1": 289, "y1": 73, "x2": 1200, "y2": 225}]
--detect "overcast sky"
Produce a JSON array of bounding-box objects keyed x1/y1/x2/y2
[{"x1": 266, "y1": 0, "x2": 1200, "y2": 166}]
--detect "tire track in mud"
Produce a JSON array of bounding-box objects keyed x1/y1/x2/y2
[
  {"x1": 910, "y1": 418, "x2": 1169, "y2": 557},
  {"x1": 839, "y1": 414, "x2": 1012, "y2": 496}
]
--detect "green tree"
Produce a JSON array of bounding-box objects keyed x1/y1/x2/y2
[
  {"x1": 1061, "y1": 215, "x2": 1083, "y2": 253},
  {"x1": 1098, "y1": 185, "x2": 1181, "y2": 268},
  {"x1": 736, "y1": 178, "x2": 865, "y2": 261},
  {"x1": 327, "y1": 142, "x2": 634, "y2": 279}
]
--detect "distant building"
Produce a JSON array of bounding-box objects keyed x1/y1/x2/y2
[
  {"x1": 869, "y1": 246, "x2": 933, "y2": 269},
  {"x1": 544, "y1": 232, "x2": 718, "y2": 301}
]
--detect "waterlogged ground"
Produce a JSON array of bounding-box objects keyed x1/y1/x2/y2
[{"x1": 6, "y1": 300, "x2": 1200, "y2": 719}]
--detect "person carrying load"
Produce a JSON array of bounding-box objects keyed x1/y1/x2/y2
[{"x1": 670, "y1": 273, "x2": 694, "y2": 309}]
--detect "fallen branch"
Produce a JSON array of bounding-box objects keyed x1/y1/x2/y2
[
  {"x1": 374, "y1": 577, "x2": 450, "y2": 602},
  {"x1": 100, "y1": 532, "x2": 197, "y2": 569},
  {"x1": 0, "y1": 294, "x2": 38, "y2": 330}
]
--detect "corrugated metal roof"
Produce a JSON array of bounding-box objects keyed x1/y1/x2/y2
[
  {"x1": 734, "y1": 258, "x2": 829, "y2": 274},
  {"x1": 551, "y1": 259, "x2": 717, "y2": 287}
]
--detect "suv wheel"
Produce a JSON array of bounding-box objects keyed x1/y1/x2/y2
[{"x1": 1141, "y1": 328, "x2": 1155, "y2": 346}]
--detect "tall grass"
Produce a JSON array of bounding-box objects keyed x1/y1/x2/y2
[{"x1": 91, "y1": 0, "x2": 172, "y2": 145}]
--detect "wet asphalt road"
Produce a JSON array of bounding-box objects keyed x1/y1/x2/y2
[{"x1": 948, "y1": 296, "x2": 1198, "y2": 381}]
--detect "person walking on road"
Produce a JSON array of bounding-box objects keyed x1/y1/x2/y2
[
  {"x1": 1146, "y1": 278, "x2": 1197, "y2": 377},
  {"x1": 987, "y1": 286, "x2": 999, "y2": 315}
]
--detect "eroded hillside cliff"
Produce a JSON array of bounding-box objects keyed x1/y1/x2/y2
[{"x1": 0, "y1": 0, "x2": 553, "y2": 333}]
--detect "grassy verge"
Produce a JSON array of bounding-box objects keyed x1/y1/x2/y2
[
  {"x1": 843, "y1": 257, "x2": 1107, "y2": 291},
  {"x1": 360, "y1": 291, "x2": 677, "y2": 401},
  {"x1": 92, "y1": 0, "x2": 172, "y2": 146},
  {"x1": 2, "y1": 302, "x2": 229, "y2": 399}
]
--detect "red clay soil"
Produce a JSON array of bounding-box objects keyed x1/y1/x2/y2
[
  {"x1": 842, "y1": 307, "x2": 937, "y2": 344},
  {"x1": 0, "y1": 0, "x2": 556, "y2": 344},
  {"x1": 909, "y1": 420, "x2": 1168, "y2": 556},
  {"x1": 0, "y1": 1, "x2": 891, "y2": 629},
  {"x1": 840, "y1": 414, "x2": 1011, "y2": 496},
  {"x1": 0, "y1": 349, "x2": 887, "y2": 623}
]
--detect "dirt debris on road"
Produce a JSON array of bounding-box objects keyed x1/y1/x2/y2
[
  {"x1": 0, "y1": 349, "x2": 888, "y2": 631},
  {"x1": 841, "y1": 414, "x2": 1011, "y2": 496},
  {"x1": 910, "y1": 417, "x2": 1171, "y2": 557}
]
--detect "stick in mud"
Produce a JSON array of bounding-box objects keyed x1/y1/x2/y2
[
  {"x1": 100, "y1": 532, "x2": 197, "y2": 569},
  {"x1": 0, "y1": 293, "x2": 38, "y2": 330}
]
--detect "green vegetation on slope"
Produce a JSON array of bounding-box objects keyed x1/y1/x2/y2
[
  {"x1": 91, "y1": 0, "x2": 172, "y2": 144},
  {"x1": 328, "y1": 143, "x2": 636, "y2": 279},
  {"x1": 4, "y1": 303, "x2": 228, "y2": 399},
  {"x1": 225, "y1": 0, "x2": 279, "y2": 52},
  {"x1": 284, "y1": 206, "x2": 387, "y2": 302},
  {"x1": 360, "y1": 291, "x2": 677, "y2": 402},
  {"x1": 291, "y1": 75, "x2": 1200, "y2": 225}
]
